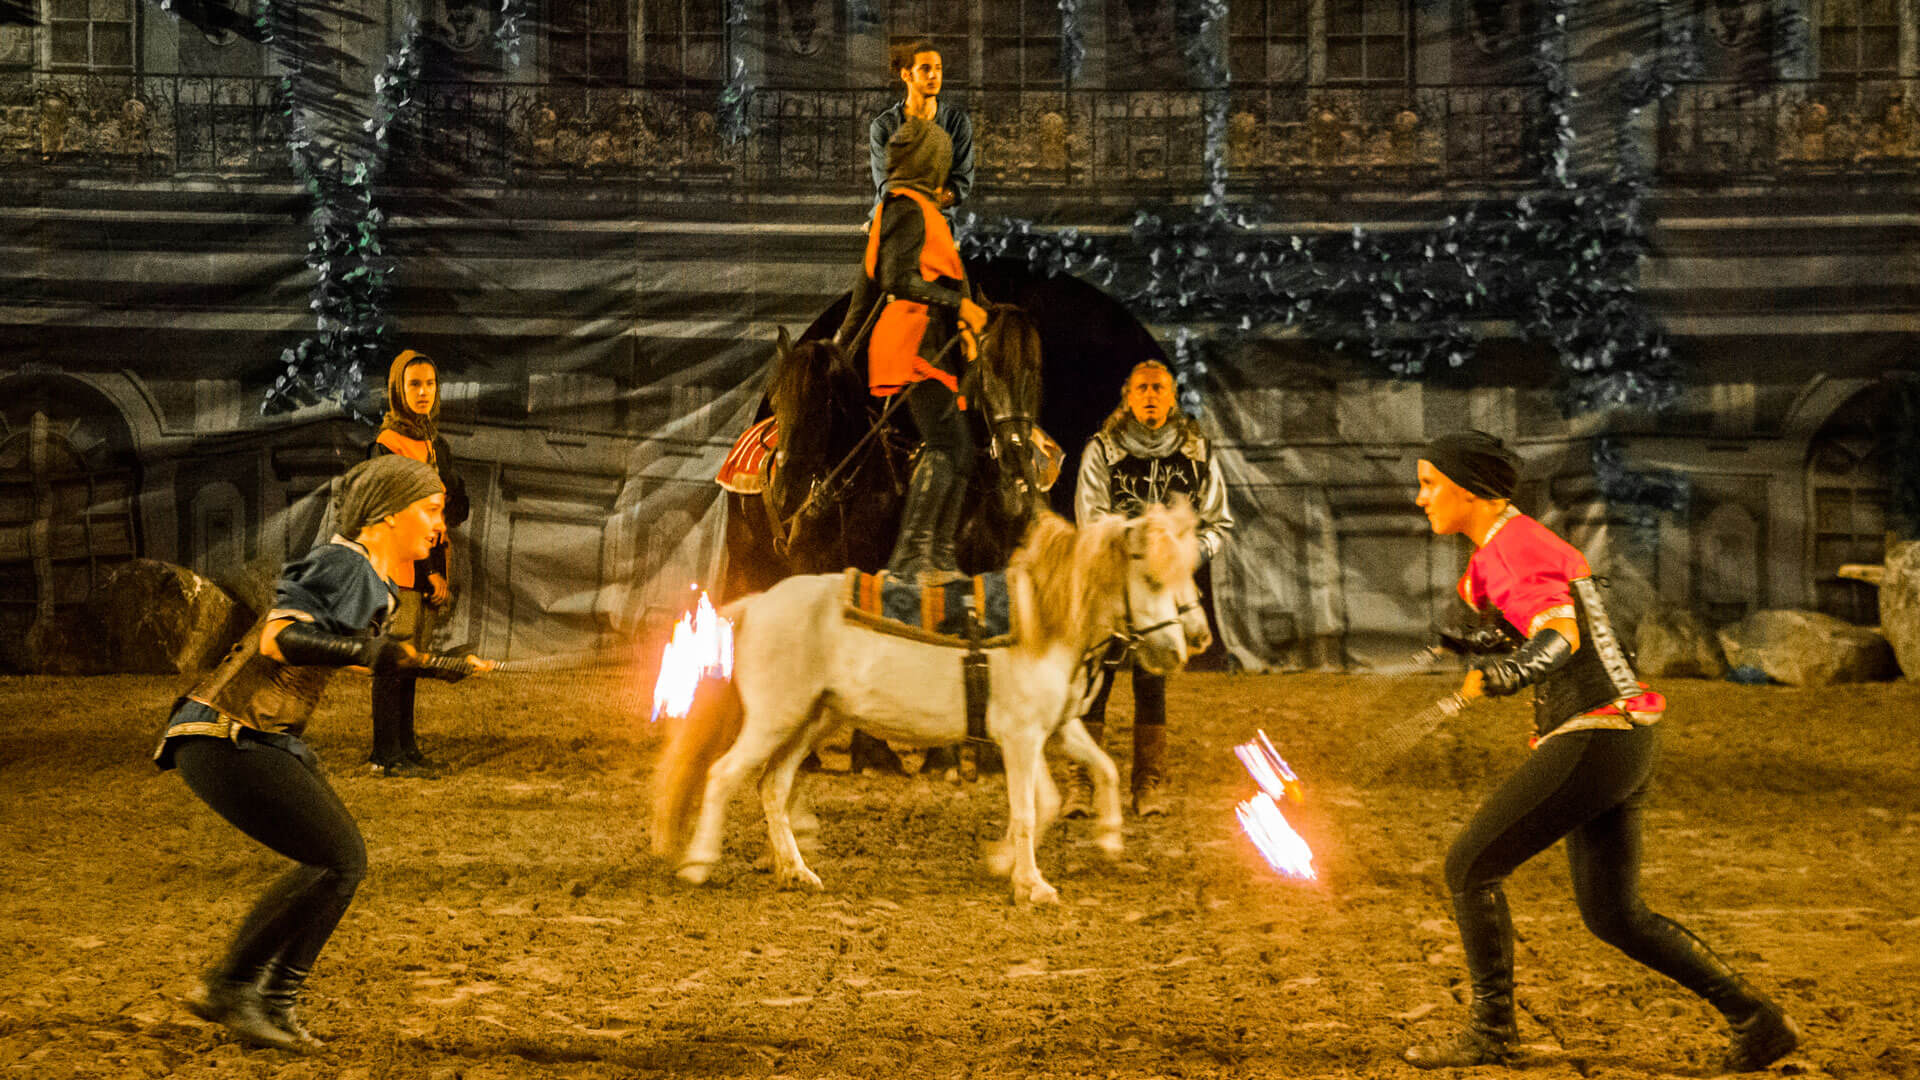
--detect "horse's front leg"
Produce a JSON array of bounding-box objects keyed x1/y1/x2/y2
[
  {"x1": 996, "y1": 726, "x2": 1059, "y2": 905},
  {"x1": 1054, "y1": 716, "x2": 1124, "y2": 858}
]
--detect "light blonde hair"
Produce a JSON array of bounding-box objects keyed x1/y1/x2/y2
[{"x1": 1011, "y1": 503, "x2": 1198, "y2": 648}]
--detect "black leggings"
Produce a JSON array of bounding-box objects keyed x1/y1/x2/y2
[
  {"x1": 1446, "y1": 725, "x2": 1742, "y2": 995},
  {"x1": 1082, "y1": 644, "x2": 1167, "y2": 728},
  {"x1": 173, "y1": 735, "x2": 367, "y2": 978},
  {"x1": 904, "y1": 375, "x2": 973, "y2": 470}
]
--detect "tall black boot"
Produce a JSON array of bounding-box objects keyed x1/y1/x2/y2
[
  {"x1": 185, "y1": 965, "x2": 302, "y2": 1052},
  {"x1": 259, "y1": 959, "x2": 324, "y2": 1051},
  {"x1": 923, "y1": 462, "x2": 969, "y2": 587},
  {"x1": 885, "y1": 449, "x2": 955, "y2": 585},
  {"x1": 1616, "y1": 916, "x2": 1801, "y2": 1072},
  {"x1": 1406, "y1": 885, "x2": 1519, "y2": 1069}
]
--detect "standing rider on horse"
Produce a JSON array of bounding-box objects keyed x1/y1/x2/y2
[{"x1": 838, "y1": 114, "x2": 989, "y2": 586}]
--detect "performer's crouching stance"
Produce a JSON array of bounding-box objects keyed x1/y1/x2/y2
[
  {"x1": 153, "y1": 456, "x2": 495, "y2": 1051},
  {"x1": 1403, "y1": 431, "x2": 1799, "y2": 1074}
]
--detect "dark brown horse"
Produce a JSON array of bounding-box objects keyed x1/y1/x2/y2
[{"x1": 721, "y1": 302, "x2": 1052, "y2": 599}]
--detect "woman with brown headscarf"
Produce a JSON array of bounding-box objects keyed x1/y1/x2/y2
[{"x1": 367, "y1": 350, "x2": 471, "y2": 777}]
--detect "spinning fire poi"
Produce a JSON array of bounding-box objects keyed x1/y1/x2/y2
[{"x1": 1233, "y1": 730, "x2": 1315, "y2": 881}]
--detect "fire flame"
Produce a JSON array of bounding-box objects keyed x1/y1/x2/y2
[
  {"x1": 650, "y1": 589, "x2": 733, "y2": 722},
  {"x1": 1233, "y1": 729, "x2": 1316, "y2": 881}
]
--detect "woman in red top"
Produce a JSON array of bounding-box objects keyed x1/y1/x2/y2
[{"x1": 1402, "y1": 431, "x2": 1799, "y2": 1073}]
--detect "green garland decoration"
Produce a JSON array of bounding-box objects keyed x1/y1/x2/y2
[
  {"x1": 1057, "y1": 0, "x2": 1084, "y2": 85},
  {"x1": 718, "y1": 0, "x2": 756, "y2": 144},
  {"x1": 257, "y1": 2, "x2": 425, "y2": 417},
  {"x1": 494, "y1": 0, "x2": 529, "y2": 68},
  {"x1": 963, "y1": 0, "x2": 1680, "y2": 420}
]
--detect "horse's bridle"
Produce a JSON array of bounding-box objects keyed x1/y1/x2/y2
[{"x1": 1072, "y1": 545, "x2": 1198, "y2": 700}]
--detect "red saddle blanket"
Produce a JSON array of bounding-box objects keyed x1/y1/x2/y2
[
  {"x1": 717, "y1": 416, "x2": 778, "y2": 494},
  {"x1": 842, "y1": 569, "x2": 1014, "y2": 648}
]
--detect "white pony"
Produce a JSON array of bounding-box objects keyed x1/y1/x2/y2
[{"x1": 652, "y1": 504, "x2": 1202, "y2": 904}]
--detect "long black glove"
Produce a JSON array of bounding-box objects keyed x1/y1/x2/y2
[
  {"x1": 276, "y1": 622, "x2": 475, "y2": 681},
  {"x1": 1473, "y1": 628, "x2": 1573, "y2": 697},
  {"x1": 275, "y1": 621, "x2": 402, "y2": 671}
]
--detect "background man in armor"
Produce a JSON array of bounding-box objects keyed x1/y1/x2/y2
[
  {"x1": 1068, "y1": 360, "x2": 1231, "y2": 817},
  {"x1": 1400, "y1": 430, "x2": 1799, "y2": 1073}
]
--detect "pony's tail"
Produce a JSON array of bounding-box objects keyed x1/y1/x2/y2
[{"x1": 650, "y1": 610, "x2": 747, "y2": 859}]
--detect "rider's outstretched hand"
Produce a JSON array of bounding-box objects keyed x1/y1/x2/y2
[{"x1": 958, "y1": 297, "x2": 987, "y2": 336}]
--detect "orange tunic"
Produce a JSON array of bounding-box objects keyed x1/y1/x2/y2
[{"x1": 863, "y1": 188, "x2": 966, "y2": 398}]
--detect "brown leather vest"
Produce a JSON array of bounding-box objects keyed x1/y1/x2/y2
[{"x1": 187, "y1": 615, "x2": 338, "y2": 737}]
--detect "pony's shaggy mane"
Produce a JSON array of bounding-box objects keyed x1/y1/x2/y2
[{"x1": 1011, "y1": 503, "x2": 1198, "y2": 649}]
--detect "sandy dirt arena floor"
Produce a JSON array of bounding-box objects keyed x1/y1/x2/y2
[{"x1": 2, "y1": 668, "x2": 1917, "y2": 1080}]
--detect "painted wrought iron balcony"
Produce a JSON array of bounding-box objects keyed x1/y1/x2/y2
[
  {"x1": 1, "y1": 73, "x2": 1547, "y2": 190},
  {"x1": 6, "y1": 73, "x2": 1914, "y2": 190},
  {"x1": 1658, "y1": 77, "x2": 1920, "y2": 180}
]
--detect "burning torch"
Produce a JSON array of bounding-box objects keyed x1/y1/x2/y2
[{"x1": 650, "y1": 587, "x2": 734, "y2": 723}]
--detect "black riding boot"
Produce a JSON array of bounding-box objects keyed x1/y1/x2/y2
[
  {"x1": 259, "y1": 959, "x2": 324, "y2": 1051},
  {"x1": 1620, "y1": 916, "x2": 1800, "y2": 1072},
  {"x1": 886, "y1": 449, "x2": 955, "y2": 585},
  {"x1": 186, "y1": 965, "x2": 303, "y2": 1052},
  {"x1": 1406, "y1": 885, "x2": 1519, "y2": 1069},
  {"x1": 923, "y1": 463, "x2": 969, "y2": 587}
]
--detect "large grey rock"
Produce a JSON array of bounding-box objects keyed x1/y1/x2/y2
[
  {"x1": 1883, "y1": 541, "x2": 1920, "y2": 680},
  {"x1": 1634, "y1": 606, "x2": 1728, "y2": 679},
  {"x1": 1717, "y1": 609, "x2": 1897, "y2": 687},
  {"x1": 87, "y1": 560, "x2": 250, "y2": 674}
]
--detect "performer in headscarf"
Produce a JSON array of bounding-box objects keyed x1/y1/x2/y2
[
  {"x1": 155, "y1": 455, "x2": 494, "y2": 1052},
  {"x1": 366, "y1": 350, "x2": 471, "y2": 777},
  {"x1": 839, "y1": 115, "x2": 987, "y2": 585},
  {"x1": 1400, "y1": 430, "x2": 1799, "y2": 1073},
  {"x1": 1067, "y1": 360, "x2": 1230, "y2": 817}
]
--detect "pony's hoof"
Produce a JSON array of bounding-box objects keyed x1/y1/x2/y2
[
  {"x1": 777, "y1": 867, "x2": 824, "y2": 892},
  {"x1": 980, "y1": 841, "x2": 1014, "y2": 878},
  {"x1": 1094, "y1": 831, "x2": 1125, "y2": 859},
  {"x1": 676, "y1": 862, "x2": 713, "y2": 886},
  {"x1": 1018, "y1": 881, "x2": 1061, "y2": 905}
]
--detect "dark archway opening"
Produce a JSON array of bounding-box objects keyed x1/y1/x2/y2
[
  {"x1": 796, "y1": 259, "x2": 1171, "y2": 517},
  {"x1": 792, "y1": 261, "x2": 1224, "y2": 666}
]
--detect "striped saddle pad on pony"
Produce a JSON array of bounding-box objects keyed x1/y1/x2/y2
[{"x1": 841, "y1": 569, "x2": 1013, "y2": 647}]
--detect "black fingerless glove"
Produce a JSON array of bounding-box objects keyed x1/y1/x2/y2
[
  {"x1": 276, "y1": 621, "x2": 403, "y2": 670},
  {"x1": 410, "y1": 652, "x2": 478, "y2": 683},
  {"x1": 1473, "y1": 628, "x2": 1573, "y2": 697}
]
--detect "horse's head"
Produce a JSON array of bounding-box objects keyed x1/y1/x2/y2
[
  {"x1": 766, "y1": 328, "x2": 841, "y2": 518},
  {"x1": 1120, "y1": 502, "x2": 1203, "y2": 674},
  {"x1": 1010, "y1": 502, "x2": 1200, "y2": 674},
  {"x1": 966, "y1": 303, "x2": 1050, "y2": 523}
]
